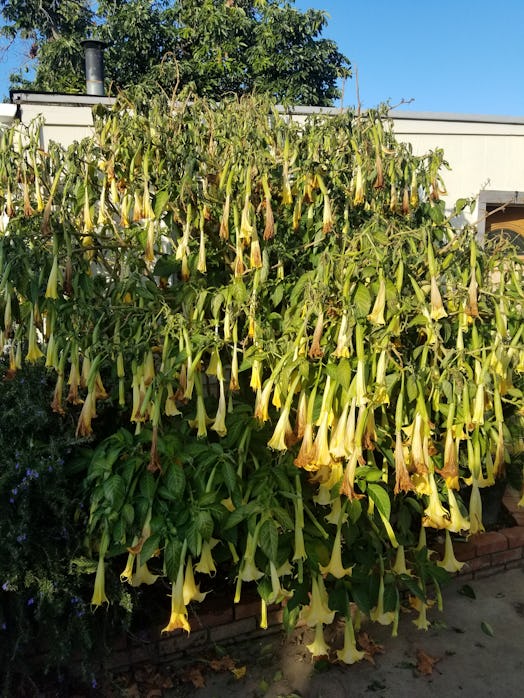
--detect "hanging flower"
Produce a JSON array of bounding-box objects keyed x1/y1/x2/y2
[
  {"x1": 319, "y1": 525, "x2": 352, "y2": 579},
  {"x1": 306, "y1": 623, "x2": 330, "y2": 657},
  {"x1": 437, "y1": 530, "x2": 465, "y2": 574},
  {"x1": 337, "y1": 615, "x2": 365, "y2": 664},
  {"x1": 300, "y1": 575, "x2": 335, "y2": 627},
  {"x1": 183, "y1": 557, "x2": 208, "y2": 604},
  {"x1": 195, "y1": 539, "x2": 218, "y2": 576}
]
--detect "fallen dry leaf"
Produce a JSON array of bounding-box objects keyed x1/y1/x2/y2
[
  {"x1": 210, "y1": 655, "x2": 237, "y2": 672},
  {"x1": 231, "y1": 665, "x2": 247, "y2": 680},
  {"x1": 181, "y1": 665, "x2": 206, "y2": 688},
  {"x1": 416, "y1": 648, "x2": 440, "y2": 675},
  {"x1": 357, "y1": 631, "x2": 385, "y2": 664}
]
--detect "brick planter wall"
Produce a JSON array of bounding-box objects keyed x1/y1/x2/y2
[{"x1": 102, "y1": 487, "x2": 524, "y2": 675}]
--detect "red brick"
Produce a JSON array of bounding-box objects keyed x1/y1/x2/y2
[
  {"x1": 463, "y1": 554, "x2": 491, "y2": 573},
  {"x1": 234, "y1": 597, "x2": 261, "y2": 621},
  {"x1": 209, "y1": 617, "x2": 256, "y2": 643},
  {"x1": 505, "y1": 559, "x2": 524, "y2": 571},
  {"x1": 470, "y1": 531, "x2": 508, "y2": 555},
  {"x1": 502, "y1": 487, "x2": 521, "y2": 514},
  {"x1": 512, "y1": 512, "x2": 524, "y2": 527},
  {"x1": 500, "y1": 526, "x2": 524, "y2": 550},
  {"x1": 453, "y1": 539, "x2": 477, "y2": 561},
  {"x1": 267, "y1": 607, "x2": 284, "y2": 627},
  {"x1": 491, "y1": 547, "x2": 523, "y2": 566},
  {"x1": 192, "y1": 604, "x2": 233, "y2": 629},
  {"x1": 129, "y1": 643, "x2": 157, "y2": 665},
  {"x1": 158, "y1": 628, "x2": 208, "y2": 657}
]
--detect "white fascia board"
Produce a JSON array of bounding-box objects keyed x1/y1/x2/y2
[{"x1": 0, "y1": 103, "x2": 17, "y2": 125}]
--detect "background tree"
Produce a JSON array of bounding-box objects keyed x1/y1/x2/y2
[{"x1": 1, "y1": 0, "x2": 351, "y2": 105}]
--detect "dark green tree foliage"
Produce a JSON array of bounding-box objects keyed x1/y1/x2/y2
[{"x1": 1, "y1": 0, "x2": 350, "y2": 105}]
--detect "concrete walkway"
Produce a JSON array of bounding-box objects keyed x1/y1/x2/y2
[{"x1": 165, "y1": 565, "x2": 524, "y2": 698}]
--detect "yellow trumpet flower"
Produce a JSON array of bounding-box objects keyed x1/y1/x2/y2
[
  {"x1": 468, "y1": 478, "x2": 485, "y2": 535},
  {"x1": 370, "y1": 573, "x2": 395, "y2": 626},
  {"x1": 306, "y1": 623, "x2": 330, "y2": 657},
  {"x1": 300, "y1": 575, "x2": 335, "y2": 627},
  {"x1": 195, "y1": 539, "x2": 218, "y2": 576},
  {"x1": 430, "y1": 276, "x2": 447, "y2": 320},
  {"x1": 422, "y1": 472, "x2": 450, "y2": 529},
  {"x1": 337, "y1": 615, "x2": 365, "y2": 664},
  {"x1": 162, "y1": 561, "x2": 190, "y2": 634},
  {"x1": 437, "y1": 530, "x2": 464, "y2": 573},
  {"x1": 183, "y1": 557, "x2": 208, "y2": 605},
  {"x1": 367, "y1": 273, "x2": 386, "y2": 326},
  {"x1": 130, "y1": 562, "x2": 160, "y2": 587},
  {"x1": 319, "y1": 525, "x2": 352, "y2": 579},
  {"x1": 446, "y1": 487, "x2": 470, "y2": 533},
  {"x1": 91, "y1": 532, "x2": 109, "y2": 608}
]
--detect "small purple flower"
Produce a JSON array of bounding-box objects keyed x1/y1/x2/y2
[
  {"x1": 16, "y1": 534, "x2": 27, "y2": 543},
  {"x1": 1, "y1": 623, "x2": 6, "y2": 630},
  {"x1": 2, "y1": 582, "x2": 8, "y2": 591},
  {"x1": 27, "y1": 598, "x2": 34, "y2": 606}
]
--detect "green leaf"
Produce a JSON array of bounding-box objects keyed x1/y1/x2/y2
[
  {"x1": 481, "y1": 621, "x2": 494, "y2": 637},
  {"x1": 154, "y1": 189, "x2": 170, "y2": 219},
  {"x1": 458, "y1": 584, "x2": 476, "y2": 599},
  {"x1": 221, "y1": 458, "x2": 237, "y2": 494},
  {"x1": 353, "y1": 283, "x2": 372, "y2": 318},
  {"x1": 164, "y1": 539, "x2": 183, "y2": 582},
  {"x1": 336, "y1": 358, "x2": 352, "y2": 391},
  {"x1": 140, "y1": 533, "x2": 161, "y2": 564},
  {"x1": 367, "y1": 483, "x2": 391, "y2": 520},
  {"x1": 259, "y1": 518, "x2": 279, "y2": 562},
  {"x1": 102, "y1": 474, "x2": 126, "y2": 509},
  {"x1": 164, "y1": 462, "x2": 186, "y2": 499},
  {"x1": 197, "y1": 510, "x2": 214, "y2": 540}
]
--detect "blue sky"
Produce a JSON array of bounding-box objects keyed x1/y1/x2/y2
[
  {"x1": 2, "y1": 0, "x2": 524, "y2": 115},
  {"x1": 296, "y1": 0, "x2": 524, "y2": 116}
]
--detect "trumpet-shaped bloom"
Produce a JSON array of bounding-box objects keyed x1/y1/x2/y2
[
  {"x1": 337, "y1": 615, "x2": 365, "y2": 664},
  {"x1": 446, "y1": 487, "x2": 470, "y2": 533},
  {"x1": 324, "y1": 495, "x2": 348, "y2": 526},
  {"x1": 130, "y1": 562, "x2": 160, "y2": 587},
  {"x1": 370, "y1": 573, "x2": 395, "y2": 626},
  {"x1": 412, "y1": 598, "x2": 431, "y2": 630},
  {"x1": 300, "y1": 576, "x2": 335, "y2": 627},
  {"x1": 267, "y1": 404, "x2": 293, "y2": 451},
  {"x1": 367, "y1": 275, "x2": 386, "y2": 326},
  {"x1": 254, "y1": 379, "x2": 274, "y2": 423},
  {"x1": 468, "y1": 479, "x2": 485, "y2": 535},
  {"x1": 183, "y1": 557, "x2": 208, "y2": 604},
  {"x1": 392, "y1": 544, "x2": 411, "y2": 576},
  {"x1": 319, "y1": 526, "x2": 352, "y2": 579},
  {"x1": 91, "y1": 533, "x2": 109, "y2": 607},
  {"x1": 437, "y1": 530, "x2": 465, "y2": 573},
  {"x1": 311, "y1": 408, "x2": 333, "y2": 468},
  {"x1": 210, "y1": 379, "x2": 228, "y2": 436},
  {"x1": 195, "y1": 539, "x2": 218, "y2": 576},
  {"x1": 422, "y1": 472, "x2": 450, "y2": 530},
  {"x1": 306, "y1": 623, "x2": 330, "y2": 657},
  {"x1": 329, "y1": 402, "x2": 349, "y2": 459},
  {"x1": 394, "y1": 431, "x2": 414, "y2": 494},
  {"x1": 162, "y1": 567, "x2": 190, "y2": 634},
  {"x1": 430, "y1": 275, "x2": 447, "y2": 320},
  {"x1": 189, "y1": 394, "x2": 212, "y2": 438},
  {"x1": 267, "y1": 560, "x2": 293, "y2": 604},
  {"x1": 45, "y1": 255, "x2": 60, "y2": 299}
]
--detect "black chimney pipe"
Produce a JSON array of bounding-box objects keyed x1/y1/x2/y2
[{"x1": 81, "y1": 39, "x2": 107, "y2": 97}]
